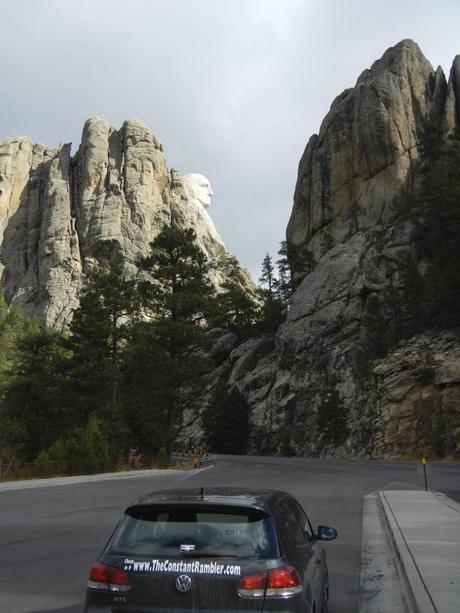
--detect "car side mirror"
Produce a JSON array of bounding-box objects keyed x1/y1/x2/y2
[{"x1": 316, "y1": 525, "x2": 337, "y2": 541}]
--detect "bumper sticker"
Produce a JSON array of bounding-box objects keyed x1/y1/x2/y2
[{"x1": 123, "y1": 558, "x2": 241, "y2": 576}]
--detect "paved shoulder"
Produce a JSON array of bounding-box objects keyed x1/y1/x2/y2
[{"x1": 360, "y1": 493, "x2": 413, "y2": 612}]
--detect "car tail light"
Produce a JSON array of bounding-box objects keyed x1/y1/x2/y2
[
  {"x1": 238, "y1": 567, "x2": 302, "y2": 598},
  {"x1": 87, "y1": 562, "x2": 132, "y2": 593},
  {"x1": 266, "y1": 567, "x2": 302, "y2": 596},
  {"x1": 238, "y1": 572, "x2": 266, "y2": 597}
]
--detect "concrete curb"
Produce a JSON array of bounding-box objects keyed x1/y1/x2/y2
[
  {"x1": 379, "y1": 491, "x2": 436, "y2": 613},
  {"x1": 431, "y1": 491, "x2": 460, "y2": 514},
  {"x1": 0, "y1": 468, "x2": 187, "y2": 493}
]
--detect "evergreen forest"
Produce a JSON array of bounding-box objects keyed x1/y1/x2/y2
[{"x1": 0, "y1": 227, "x2": 290, "y2": 479}]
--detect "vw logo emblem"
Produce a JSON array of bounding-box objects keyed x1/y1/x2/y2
[{"x1": 176, "y1": 574, "x2": 192, "y2": 593}]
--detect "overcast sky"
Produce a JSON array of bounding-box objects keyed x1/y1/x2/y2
[{"x1": 1, "y1": 0, "x2": 459, "y2": 279}]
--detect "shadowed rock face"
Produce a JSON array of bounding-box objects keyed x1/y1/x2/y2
[
  {"x1": 0, "y1": 118, "x2": 253, "y2": 327},
  {"x1": 212, "y1": 41, "x2": 460, "y2": 459}
]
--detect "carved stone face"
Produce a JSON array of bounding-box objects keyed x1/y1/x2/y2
[{"x1": 183, "y1": 173, "x2": 214, "y2": 209}]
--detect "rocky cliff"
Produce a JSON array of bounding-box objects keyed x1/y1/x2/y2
[
  {"x1": 210, "y1": 40, "x2": 460, "y2": 459},
  {"x1": 0, "y1": 117, "x2": 253, "y2": 327}
]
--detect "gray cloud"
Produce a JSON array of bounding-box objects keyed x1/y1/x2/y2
[{"x1": 1, "y1": 0, "x2": 459, "y2": 278}]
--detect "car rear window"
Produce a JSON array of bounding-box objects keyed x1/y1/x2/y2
[{"x1": 108, "y1": 505, "x2": 279, "y2": 559}]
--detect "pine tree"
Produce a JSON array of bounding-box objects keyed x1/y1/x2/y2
[
  {"x1": 202, "y1": 383, "x2": 249, "y2": 454},
  {"x1": 418, "y1": 128, "x2": 460, "y2": 327},
  {"x1": 68, "y1": 261, "x2": 136, "y2": 454},
  {"x1": 139, "y1": 226, "x2": 214, "y2": 324},
  {"x1": 121, "y1": 321, "x2": 169, "y2": 453},
  {"x1": 0, "y1": 299, "x2": 29, "y2": 476},
  {"x1": 35, "y1": 420, "x2": 109, "y2": 476},
  {"x1": 130, "y1": 225, "x2": 216, "y2": 453},
  {"x1": 275, "y1": 241, "x2": 293, "y2": 306},
  {"x1": 259, "y1": 254, "x2": 275, "y2": 301},
  {"x1": 210, "y1": 280, "x2": 260, "y2": 339},
  {"x1": 258, "y1": 251, "x2": 286, "y2": 333},
  {"x1": 121, "y1": 319, "x2": 212, "y2": 455},
  {"x1": 3, "y1": 327, "x2": 74, "y2": 461}
]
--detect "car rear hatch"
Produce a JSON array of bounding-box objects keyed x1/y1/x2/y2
[{"x1": 94, "y1": 503, "x2": 281, "y2": 612}]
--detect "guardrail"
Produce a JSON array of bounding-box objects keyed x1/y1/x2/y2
[{"x1": 172, "y1": 453, "x2": 214, "y2": 468}]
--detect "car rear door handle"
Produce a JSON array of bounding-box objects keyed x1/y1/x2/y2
[{"x1": 315, "y1": 558, "x2": 321, "y2": 565}]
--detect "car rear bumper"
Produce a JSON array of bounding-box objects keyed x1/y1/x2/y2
[{"x1": 84, "y1": 592, "x2": 313, "y2": 613}]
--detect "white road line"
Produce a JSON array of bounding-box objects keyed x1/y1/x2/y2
[{"x1": 181, "y1": 464, "x2": 215, "y2": 480}]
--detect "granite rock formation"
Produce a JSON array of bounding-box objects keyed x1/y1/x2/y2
[
  {"x1": 0, "y1": 118, "x2": 253, "y2": 327},
  {"x1": 208, "y1": 40, "x2": 460, "y2": 458},
  {"x1": 288, "y1": 40, "x2": 459, "y2": 278}
]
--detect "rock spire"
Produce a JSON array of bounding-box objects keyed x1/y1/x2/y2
[{"x1": 211, "y1": 40, "x2": 460, "y2": 459}]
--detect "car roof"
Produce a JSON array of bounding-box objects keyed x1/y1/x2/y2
[{"x1": 127, "y1": 487, "x2": 289, "y2": 515}]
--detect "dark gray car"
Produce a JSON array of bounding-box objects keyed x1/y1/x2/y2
[{"x1": 84, "y1": 487, "x2": 337, "y2": 612}]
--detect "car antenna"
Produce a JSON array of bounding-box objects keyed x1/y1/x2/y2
[{"x1": 199, "y1": 487, "x2": 205, "y2": 500}]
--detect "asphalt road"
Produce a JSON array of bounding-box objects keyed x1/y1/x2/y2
[{"x1": 1, "y1": 456, "x2": 459, "y2": 613}]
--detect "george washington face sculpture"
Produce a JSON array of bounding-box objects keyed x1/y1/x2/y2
[{"x1": 183, "y1": 173, "x2": 214, "y2": 209}]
